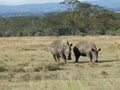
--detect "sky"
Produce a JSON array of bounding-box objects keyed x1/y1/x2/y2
[{"x1": 0, "y1": 0, "x2": 99, "y2": 5}]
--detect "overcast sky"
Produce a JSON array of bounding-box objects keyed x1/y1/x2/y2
[{"x1": 0, "y1": 0, "x2": 99, "y2": 5}]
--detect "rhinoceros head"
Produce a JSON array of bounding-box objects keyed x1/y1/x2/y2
[
  {"x1": 64, "y1": 43, "x2": 73, "y2": 60},
  {"x1": 91, "y1": 48, "x2": 101, "y2": 62}
]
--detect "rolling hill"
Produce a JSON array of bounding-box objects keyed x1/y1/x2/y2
[
  {"x1": 0, "y1": 0, "x2": 120, "y2": 17},
  {"x1": 87, "y1": 0, "x2": 120, "y2": 12},
  {"x1": 0, "y1": 3, "x2": 66, "y2": 17}
]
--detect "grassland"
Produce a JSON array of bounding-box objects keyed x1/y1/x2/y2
[{"x1": 0, "y1": 36, "x2": 120, "y2": 90}]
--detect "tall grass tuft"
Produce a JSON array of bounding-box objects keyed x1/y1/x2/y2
[
  {"x1": 34, "y1": 66, "x2": 43, "y2": 72},
  {"x1": 0, "y1": 66, "x2": 8, "y2": 72},
  {"x1": 45, "y1": 64, "x2": 63, "y2": 71}
]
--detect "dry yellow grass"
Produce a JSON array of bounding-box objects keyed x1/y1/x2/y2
[{"x1": 0, "y1": 36, "x2": 120, "y2": 90}]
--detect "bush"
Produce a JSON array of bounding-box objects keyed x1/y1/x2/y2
[
  {"x1": 0, "y1": 66, "x2": 8, "y2": 72},
  {"x1": 16, "y1": 31, "x2": 23, "y2": 36},
  {"x1": 34, "y1": 66, "x2": 43, "y2": 72},
  {"x1": 45, "y1": 64, "x2": 62, "y2": 71},
  {"x1": 21, "y1": 73, "x2": 31, "y2": 81},
  {"x1": 4, "y1": 30, "x2": 13, "y2": 37},
  {"x1": 0, "y1": 32, "x2": 3, "y2": 37},
  {"x1": 13, "y1": 67, "x2": 25, "y2": 72},
  {"x1": 34, "y1": 74, "x2": 42, "y2": 80},
  {"x1": 101, "y1": 71, "x2": 109, "y2": 75}
]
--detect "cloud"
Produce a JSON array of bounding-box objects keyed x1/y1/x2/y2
[
  {"x1": 0, "y1": 0, "x2": 61, "y2": 5},
  {"x1": 0, "y1": 0, "x2": 99, "y2": 5}
]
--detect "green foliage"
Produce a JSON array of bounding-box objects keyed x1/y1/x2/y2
[{"x1": 0, "y1": 2, "x2": 120, "y2": 37}]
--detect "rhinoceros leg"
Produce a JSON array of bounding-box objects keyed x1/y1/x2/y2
[
  {"x1": 57, "y1": 54, "x2": 60, "y2": 63},
  {"x1": 73, "y1": 47, "x2": 80, "y2": 63},
  {"x1": 58, "y1": 51, "x2": 66, "y2": 63},
  {"x1": 74, "y1": 51, "x2": 80, "y2": 63},
  {"x1": 53, "y1": 55, "x2": 57, "y2": 62},
  {"x1": 60, "y1": 53, "x2": 66, "y2": 63},
  {"x1": 87, "y1": 54, "x2": 92, "y2": 62},
  {"x1": 75, "y1": 54, "x2": 80, "y2": 63},
  {"x1": 62, "y1": 53, "x2": 67, "y2": 63}
]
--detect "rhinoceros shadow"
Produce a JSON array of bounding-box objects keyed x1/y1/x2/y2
[
  {"x1": 70, "y1": 59, "x2": 119, "y2": 63},
  {"x1": 69, "y1": 61, "x2": 89, "y2": 63},
  {"x1": 97, "y1": 59, "x2": 119, "y2": 63}
]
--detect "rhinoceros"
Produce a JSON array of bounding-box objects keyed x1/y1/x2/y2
[
  {"x1": 50, "y1": 39, "x2": 72, "y2": 63},
  {"x1": 73, "y1": 41, "x2": 101, "y2": 63}
]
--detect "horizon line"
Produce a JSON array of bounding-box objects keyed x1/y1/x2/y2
[{"x1": 0, "y1": 0, "x2": 98, "y2": 6}]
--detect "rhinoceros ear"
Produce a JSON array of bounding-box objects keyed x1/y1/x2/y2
[
  {"x1": 70, "y1": 44, "x2": 73, "y2": 46},
  {"x1": 92, "y1": 48, "x2": 95, "y2": 51},
  {"x1": 98, "y1": 48, "x2": 101, "y2": 52}
]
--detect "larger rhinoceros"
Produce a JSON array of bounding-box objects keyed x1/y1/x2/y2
[
  {"x1": 50, "y1": 39, "x2": 72, "y2": 63},
  {"x1": 73, "y1": 41, "x2": 101, "y2": 63}
]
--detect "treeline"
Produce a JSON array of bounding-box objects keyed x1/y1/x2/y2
[{"x1": 0, "y1": 1, "x2": 120, "y2": 37}]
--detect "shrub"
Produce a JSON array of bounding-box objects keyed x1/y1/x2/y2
[
  {"x1": 34, "y1": 74, "x2": 42, "y2": 80},
  {"x1": 34, "y1": 66, "x2": 43, "y2": 72},
  {"x1": 101, "y1": 71, "x2": 109, "y2": 75},
  {"x1": 0, "y1": 66, "x2": 8, "y2": 72},
  {"x1": 45, "y1": 64, "x2": 62, "y2": 71},
  {"x1": 13, "y1": 67, "x2": 25, "y2": 72},
  {"x1": 21, "y1": 73, "x2": 31, "y2": 81}
]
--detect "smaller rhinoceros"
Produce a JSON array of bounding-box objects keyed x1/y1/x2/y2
[
  {"x1": 50, "y1": 39, "x2": 72, "y2": 63},
  {"x1": 73, "y1": 41, "x2": 101, "y2": 63}
]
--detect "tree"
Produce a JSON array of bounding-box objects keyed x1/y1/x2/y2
[{"x1": 61, "y1": 0, "x2": 80, "y2": 35}]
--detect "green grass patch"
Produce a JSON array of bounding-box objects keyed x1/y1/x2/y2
[
  {"x1": 0, "y1": 66, "x2": 8, "y2": 72},
  {"x1": 101, "y1": 71, "x2": 109, "y2": 76},
  {"x1": 45, "y1": 64, "x2": 63, "y2": 71},
  {"x1": 34, "y1": 66, "x2": 43, "y2": 72},
  {"x1": 13, "y1": 67, "x2": 25, "y2": 73}
]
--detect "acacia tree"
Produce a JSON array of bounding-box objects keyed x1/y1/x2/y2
[
  {"x1": 61, "y1": 0, "x2": 107, "y2": 35},
  {"x1": 60, "y1": 0, "x2": 80, "y2": 35}
]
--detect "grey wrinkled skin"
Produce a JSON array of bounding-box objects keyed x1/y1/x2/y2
[
  {"x1": 73, "y1": 41, "x2": 101, "y2": 63},
  {"x1": 50, "y1": 40, "x2": 72, "y2": 63}
]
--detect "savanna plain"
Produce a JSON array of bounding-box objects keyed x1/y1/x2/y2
[{"x1": 0, "y1": 36, "x2": 120, "y2": 90}]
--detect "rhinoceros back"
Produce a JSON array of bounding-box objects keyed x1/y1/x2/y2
[
  {"x1": 50, "y1": 39, "x2": 69, "y2": 54},
  {"x1": 75, "y1": 41, "x2": 97, "y2": 53}
]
